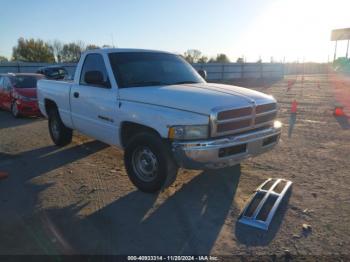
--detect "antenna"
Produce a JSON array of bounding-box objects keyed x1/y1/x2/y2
[{"x1": 111, "y1": 33, "x2": 117, "y2": 48}]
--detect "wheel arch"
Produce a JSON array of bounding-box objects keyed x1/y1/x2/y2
[
  {"x1": 120, "y1": 121, "x2": 164, "y2": 149},
  {"x1": 44, "y1": 98, "x2": 58, "y2": 115}
]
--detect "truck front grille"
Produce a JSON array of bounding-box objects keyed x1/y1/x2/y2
[
  {"x1": 217, "y1": 107, "x2": 252, "y2": 120},
  {"x1": 256, "y1": 103, "x2": 276, "y2": 113},
  {"x1": 211, "y1": 102, "x2": 277, "y2": 137},
  {"x1": 217, "y1": 119, "x2": 251, "y2": 133},
  {"x1": 255, "y1": 112, "x2": 276, "y2": 124}
]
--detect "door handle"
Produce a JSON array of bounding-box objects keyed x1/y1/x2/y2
[{"x1": 73, "y1": 92, "x2": 79, "y2": 98}]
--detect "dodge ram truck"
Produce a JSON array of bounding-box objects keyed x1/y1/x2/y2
[{"x1": 38, "y1": 48, "x2": 282, "y2": 193}]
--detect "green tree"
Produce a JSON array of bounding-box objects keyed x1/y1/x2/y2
[
  {"x1": 184, "y1": 49, "x2": 202, "y2": 63},
  {"x1": 12, "y1": 38, "x2": 55, "y2": 62},
  {"x1": 50, "y1": 39, "x2": 63, "y2": 63},
  {"x1": 208, "y1": 54, "x2": 231, "y2": 63},
  {"x1": 334, "y1": 57, "x2": 350, "y2": 67},
  {"x1": 333, "y1": 57, "x2": 350, "y2": 72},
  {"x1": 0, "y1": 56, "x2": 8, "y2": 62},
  {"x1": 215, "y1": 53, "x2": 230, "y2": 63},
  {"x1": 85, "y1": 44, "x2": 100, "y2": 50},
  {"x1": 60, "y1": 42, "x2": 85, "y2": 62},
  {"x1": 236, "y1": 57, "x2": 244, "y2": 63},
  {"x1": 197, "y1": 56, "x2": 208, "y2": 63}
]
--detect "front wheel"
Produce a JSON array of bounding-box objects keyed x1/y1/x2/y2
[
  {"x1": 11, "y1": 102, "x2": 20, "y2": 118},
  {"x1": 124, "y1": 132, "x2": 178, "y2": 193},
  {"x1": 48, "y1": 107, "x2": 72, "y2": 146}
]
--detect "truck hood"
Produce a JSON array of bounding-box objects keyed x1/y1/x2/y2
[{"x1": 119, "y1": 83, "x2": 275, "y2": 115}]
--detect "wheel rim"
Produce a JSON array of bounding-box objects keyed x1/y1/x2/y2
[
  {"x1": 131, "y1": 146, "x2": 159, "y2": 182},
  {"x1": 51, "y1": 117, "x2": 60, "y2": 140},
  {"x1": 12, "y1": 103, "x2": 18, "y2": 116}
]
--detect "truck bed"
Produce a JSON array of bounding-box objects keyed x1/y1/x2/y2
[{"x1": 37, "y1": 79, "x2": 73, "y2": 128}]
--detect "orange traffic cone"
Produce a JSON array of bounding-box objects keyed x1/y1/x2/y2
[
  {"x1": 0, "y1": 172, "x2": 8, "y2": 180},
  {"x1": 334, "y1": 106, "x2": 345, "y2": 117},
  {"x1": 291, "y1": 100, "x2": 298, "y2": 113}
]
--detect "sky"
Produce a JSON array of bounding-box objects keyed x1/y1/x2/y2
[{"x1": 0, "y1": 0, "x2": 349, "y2": 62}]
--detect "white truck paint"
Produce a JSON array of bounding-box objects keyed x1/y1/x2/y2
[{"x1": 38, "y1": 48, "x2": 281, "y2": 192}]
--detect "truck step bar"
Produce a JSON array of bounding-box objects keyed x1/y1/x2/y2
[{"x1": 238, "y1": 178, "x2": 292, "y2": 230}]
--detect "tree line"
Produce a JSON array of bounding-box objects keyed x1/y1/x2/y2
[
  {"x1": 182, "y1": 49, "x2": 231, "y2": 63},
  {"x1": 0, "y1": 38, "x2": 236, "y2": 64},
  {"x1": 0, "y1": 38, "x2": 109, "y2": 63}
]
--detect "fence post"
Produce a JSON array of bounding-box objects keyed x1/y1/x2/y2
[{"x1": 221, "y1": 64, "x2": 225, "y2": 82}]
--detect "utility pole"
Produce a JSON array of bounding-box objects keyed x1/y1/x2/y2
[
  {"x1": 346, "y1": 40, "x2": 349, "y2": 59},
  {"x1": 333, "y1": 40, "x2": 338, "y2": 62}
]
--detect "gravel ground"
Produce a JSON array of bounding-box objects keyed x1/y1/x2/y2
[{"x1": 0, "y1": 74, "x2": 349, "y2": 256}]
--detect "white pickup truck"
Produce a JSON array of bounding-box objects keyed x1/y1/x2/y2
[{"x1": 38, "y1": 48, "x2": 282, "y2": 192}]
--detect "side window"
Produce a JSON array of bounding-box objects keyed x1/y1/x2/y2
[{"x1": 79, "y1": 54, "x2": 110, "y2": 87}]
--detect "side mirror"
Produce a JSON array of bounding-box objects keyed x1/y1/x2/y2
[
  {"x1": 197, "y1": 69, "x2": 207, "y2": 80},
  {"x1": 84, "y1": 70, "x2": 106, "y2": 86}
]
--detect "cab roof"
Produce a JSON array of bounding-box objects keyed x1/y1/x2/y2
[{"x1": 83, "y1": 48, "x2": 173, "y2": 56}]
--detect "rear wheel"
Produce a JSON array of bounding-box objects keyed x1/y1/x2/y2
[
  {"x1": 124, "y1": 132, "x2": 178, "y2": 193},
  {"x1": 48, "y1": 107, "x2": 72, "y2": 146},
  {"x1": 11, "y1": 102, "x2": 20, "y2": 118}
]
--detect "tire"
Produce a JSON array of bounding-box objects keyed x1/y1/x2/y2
[
  {"x1": 48, "y1": 107, "x2": 72, "y2": 146},
  {"x1": 124, "y1": 132, "x2": 178, "y2": 193},
  {"x1": 11, "y1": 102, "x2": 20, "y2": 118}
]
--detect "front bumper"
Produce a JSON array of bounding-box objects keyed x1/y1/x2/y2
[{"x1": 172, "y1": 125, "x2": 281, "y2": 169}]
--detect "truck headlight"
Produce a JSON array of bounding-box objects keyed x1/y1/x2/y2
[
  {"x1": 273, "y1": 120, "x2": 282, "y2": 129},
  {"x1": 168, "y1": 125, "x2": 209, "y2": 140}
]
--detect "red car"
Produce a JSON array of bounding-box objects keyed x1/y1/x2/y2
[{"x1": 0, "y1": 73, "x2": 44, "y2": 118}]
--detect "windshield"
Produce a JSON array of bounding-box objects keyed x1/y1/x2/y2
[
  {"x1": 108, "y1": 52, "x2": 205, "y2": 88},
  {"x1": 11, "y1": 75, "x2": 42, "y2": 88}
]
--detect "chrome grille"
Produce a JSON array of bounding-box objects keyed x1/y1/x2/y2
[
  {"x1": 211, "y1": 102, "x2": 277, "y2": 137},
  {"x1": 256, "y1": 103, "x2": 276, "y2": 114},
  {"x1": 255, "y1": 112, "x2": 277, "y2": 125},
  {"x1": 217, "y1": 119, "x2": 251, "y2": 133},
  {"x1": 217, "y1": 107, "x2": 252, "y2": 120}
]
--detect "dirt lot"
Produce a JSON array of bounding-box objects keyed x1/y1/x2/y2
[{"x1": 0, "y1": 74, "x2": 349, "y2": 256}]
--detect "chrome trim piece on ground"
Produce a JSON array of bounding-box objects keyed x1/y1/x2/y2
[{"x1": 238, "y1": 178, "x2": 292, "y2": 231}]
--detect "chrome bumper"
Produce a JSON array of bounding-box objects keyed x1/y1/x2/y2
[{"x1": 172, "y1": 125, "x2": 281, "y2": 169}]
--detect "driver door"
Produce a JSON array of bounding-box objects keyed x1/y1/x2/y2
[{"x1": 70, "y1": 53, "x2": 118, "y2": 145}]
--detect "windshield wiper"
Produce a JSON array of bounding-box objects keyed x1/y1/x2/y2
[
  {"x1": 172, "y1": 80, "x2": 199, "y2": 85},
  {"x1": 128, "y1": 81, "x2": 165, "y2": 87}
]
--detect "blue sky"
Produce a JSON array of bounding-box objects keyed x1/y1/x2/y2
[{"x1": 0, "y1": 0, "x2": 349, "y2": 62}]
